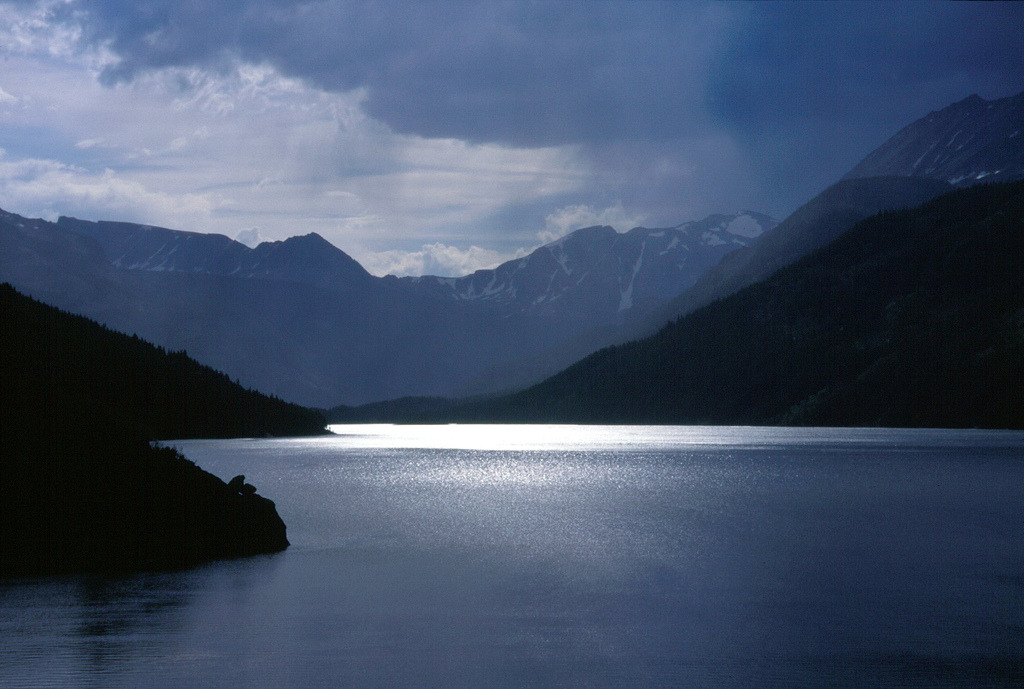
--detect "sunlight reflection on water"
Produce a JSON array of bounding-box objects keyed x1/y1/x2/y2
[
  {"x1": 4, "y1": 426, "x2": 1022, "y2": 688},
  {"x1": 324, "y1": 423, "x2": 1024, "y2": 452}
]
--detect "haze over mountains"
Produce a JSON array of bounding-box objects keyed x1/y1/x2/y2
[
  {"x1": 2, "y1": 89, "x2": 1023, "y2": 417},
  {"x1": 1, "y1": 204, "x2": 775, "y2": 406}
]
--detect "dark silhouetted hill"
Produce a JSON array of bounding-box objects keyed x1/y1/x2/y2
[{"x1": 0, "y1": 284, "x2": 326, "y2": 576}]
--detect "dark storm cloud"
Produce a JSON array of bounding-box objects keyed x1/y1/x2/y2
[
  {"x1": 703, "y1": 2, "x2": 1024, "y2": 209},
  {"x1": 72, "y1": 0, "x2": 1024, "y2": 218},
  {"x1": 86, "y1": 0, "x2": 725, "y2": 146},
  {"x1": 708, "y1": 2, "x2": 1024, "y2": 128}
]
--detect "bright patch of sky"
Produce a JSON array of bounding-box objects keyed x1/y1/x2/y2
[{"x1": 0, "y1": 2, "x2": 594, "y2": 274}]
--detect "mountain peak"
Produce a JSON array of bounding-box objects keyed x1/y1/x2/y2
[
  {"x1": 955, "y1": 93, "x2": 984, "y2": 107},
  {"x1": 553, "y1": 224, "x2": 616, "y2": 245},
  {"x1": 251, "y1": 232, "x2": 371, "y2": 284},
  {"x1": 287, "y1": 232, "x2": 330, "y2": 245},
  {"x1": 844, "y1": 88, "x2": 1024, "y2": 186},
  {"x1": 256, "y1": 232, "x2": 331, "y2": 250}
]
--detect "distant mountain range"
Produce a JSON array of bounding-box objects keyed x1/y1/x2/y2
[
  {"x1": 405, "y1": 212, "x2": 776, "y2": 320},
  {"x1": 331, "y1": 89, "x2": 1024, "y2": 425},
  {"x1": 56, "y1": 218, "x2": 376, "y2": 291},
  {"x1": 0, "y1": 207, "x2": 775, "y2": 406}
]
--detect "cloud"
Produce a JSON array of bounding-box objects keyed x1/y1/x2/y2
[
  {"x1": 538, "y1": 202, "x2": 646, "y2": 244},
  {"x1": 0, "y1": 45, "x2": 586, "y2": 251},
  {"x1": 79, "y1": 1, "x2": 729, "y2": 148},
  {"x1": 69, "y1": 2, "x2": 1024, "y2": 151},
  {"x1": 0, "y1": 0, "x2": 87, "y2": 61},
  {"x1": 357, "y1": 242, "x2": 529, "y2": 278},
  {"x1": 234, "y1": 227, "x2": 262, "y2": 248},
  {"x1": 0, "y1": 153, "x2": 214, "y2": 228},
  {"x1": 703, "y1": 2, "x2": 1024, "y2": 208}
]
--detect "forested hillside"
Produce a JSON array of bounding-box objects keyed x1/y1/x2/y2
[
  {"x1": 1, "y1": 284, "x2": 326, "y2": 576},
  {"x1": 1, "y1": 283, "x2": 326, "y2": 440}
]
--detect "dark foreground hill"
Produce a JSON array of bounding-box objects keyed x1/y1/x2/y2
[
  {"x1": 334, "y1": 181, "x2": 1024, "y2": 428},
  {"x1": 0, "y1": 284, "x2": 326, "y2": 576}
]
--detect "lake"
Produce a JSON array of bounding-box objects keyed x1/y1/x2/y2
[{"x1": 2, "y1": 425, "x2": 1023, "y2": 687}]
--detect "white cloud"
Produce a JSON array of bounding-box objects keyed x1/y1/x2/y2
[
  {"x1": 357, "y1": 242, "x2": 530, "y2": 278},
  {"x1": 538, "y1": 202, "x2": 647, "y2": 244},
  {"x1": 0, "y1": 46, "x2": 591, "y2": 254},
  {"x1": 234, "y1": 227, "x2": 263, "y2": 247},
  {"x1": 0, "y1": 154, "x2": 214, "y2": 229},
  {"x1": 0, "y1": 1, "x2": 83, "y2": 60}
]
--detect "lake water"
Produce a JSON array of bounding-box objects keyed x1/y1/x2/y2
[{"x1": 2, "y1": 425, "x2": 1023, "y2": 687}]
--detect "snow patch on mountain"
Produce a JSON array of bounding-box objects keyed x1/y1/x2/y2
[
  {"x1": 724, "y1": 214, "x2": 764, "y2": 238},
  {"x1": 619, "y1": 241, "x2": 647, "y2": 312}
]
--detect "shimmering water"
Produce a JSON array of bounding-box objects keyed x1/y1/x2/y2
[{"x1": 2, "y1": 425, "x2": 1023, "y2": 687}]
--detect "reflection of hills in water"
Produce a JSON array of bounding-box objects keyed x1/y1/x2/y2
[{"x1": 6, "y1": 557, "x2": 281, "y2": 675}]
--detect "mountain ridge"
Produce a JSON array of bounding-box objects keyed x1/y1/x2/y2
[
  {"x1": 618, "y1": 176, "x2": 954, "y2": 343},
  {"x1": 4, "y1": 89, "x2": 1022, "y2": 408},
  {"x1": 405, "y1": 211, "x2": 776, "y2": 321},
  {"x1": 1, "y1": 207, "x2": 775, "y2": 406},
  {"x1": 844, "y1": 90, "x2": 1024, "y2": 186}
]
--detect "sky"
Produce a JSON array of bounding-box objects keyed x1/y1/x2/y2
[{"x1": 1, "y1": 1, "x2": 1022, "y2": 277}]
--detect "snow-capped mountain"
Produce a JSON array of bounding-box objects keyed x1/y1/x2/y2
[
  {"x1": 409, "y1": 211, "x2": 776, "y2": 321},
  {"x1": 844, "y1": 90, "x2": 1024, "y2": 185}
]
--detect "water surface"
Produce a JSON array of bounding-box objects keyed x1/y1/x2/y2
[{"x1": 2, "y1": 425, "x2": 1023, "y2": 687}]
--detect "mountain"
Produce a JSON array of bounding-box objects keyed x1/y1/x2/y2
[
  {"x1": 407, "y1": 212, "x2": 775, "y2": 322},
  {"x1": 631, "y1": 89, "x2": 1024, "y2": 338},
  {"x1": 1, "y1": 211, "x2": 508, "y2": 405},
  {"x1": 364, "y1": 181, "x2": 1023, "y2": 427},
  {"x1": 57, "y1": 217, "x2": 375, "y2": 291},
  {"x1": 844, "y1": 90, "x2": 1024, "y2": 186},
  {"x1": 634, "y1": 176, "x2": 953, "y2": 337},
  {"x1": 1, "y1": 284, "x2": 328, "y2": 576},
  {"x1": 0, "y1": 283, "x2": 327, "y2": 440},
  {"x1": 0, "y1": 207, "x2": 774, "y2": 406},
  {"x1": 9, "y1": 90, "x2": 1015, "y2": 410}
]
